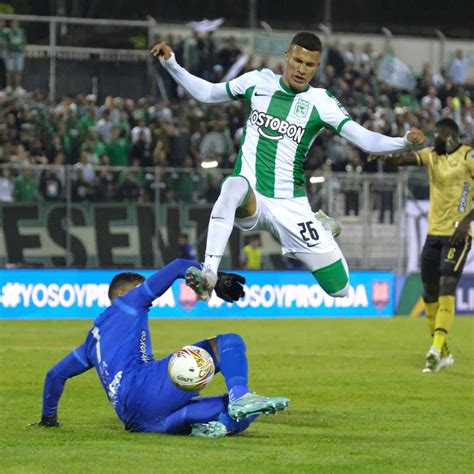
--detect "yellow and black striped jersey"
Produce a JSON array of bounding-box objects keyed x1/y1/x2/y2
[{"x1": 416, "y1": 145, "x2": 474, "y2": 236}]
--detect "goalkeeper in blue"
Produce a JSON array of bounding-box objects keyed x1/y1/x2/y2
[{"x1": 36, "y1": 259, "x2": 290, "y2": 438}]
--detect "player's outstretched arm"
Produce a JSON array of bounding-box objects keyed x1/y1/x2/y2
[
  {"x1": 36, "y1": 344, "x2": 92, "y2": 427},
  {"x1": 368, "y1": 152, "x2": 419, "y2": 167},
  {"x1": 128, "y1": 259, "x2": 202, "y2": 307},
  {"x1": 340, "y1": 120, "x2": 425, "y2": 155},
  {"x1": 150, "y1": 42, "x2": 230, "y2": 104}
]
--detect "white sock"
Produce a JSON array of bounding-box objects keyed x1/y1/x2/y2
[
  {"x1": 429, "y1": 346, "x2": 441, "y2": 355},
  {"x1": 203, "y1": 177, "x2": 250, "y2": 274}
]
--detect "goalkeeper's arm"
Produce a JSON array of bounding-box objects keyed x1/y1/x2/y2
[{"x1": 38, "y1": 344, "x2": 92, "y2": 427}]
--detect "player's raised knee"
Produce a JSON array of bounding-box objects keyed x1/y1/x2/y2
[
  {"x1": 328, "y1": 284, "x2": 349, "y2": 298},
  {"x1": 312, "y1": 259, "x2": 349, "y2": 298}
]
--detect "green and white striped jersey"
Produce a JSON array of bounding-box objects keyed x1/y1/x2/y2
[{"x1": 226, "y1": 68, "x2": 352, "y2": 198}]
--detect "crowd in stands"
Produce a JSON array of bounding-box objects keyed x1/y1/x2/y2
[{"x1": 0, "y1": 26, "x2": 473, "y2": 209}]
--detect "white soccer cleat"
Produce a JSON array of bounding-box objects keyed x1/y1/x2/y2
[
  {"x1": 184, "y1": 267, "x2": 217, "y2": 302},
  {"x1": 436, "y1": 353, "x2": 454, "y2": 372},
  {"x1": 190, "y1": 421, "x2": 227, "y2": 438},
  {"x1": 422, "y1": 347, "x2": 441, "y2": 373},
  {"x1": 314, "y1": 209, "x2": 342, "y2": 238}
]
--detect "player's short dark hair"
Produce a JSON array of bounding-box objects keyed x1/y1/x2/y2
[
  {"x1": 289, "y1": 32, "x2": 322, "y2": 52},
  {"x1": 435, "y1": 118, "x2": 459, "y2": 135},
  {"x1": 108, "y1": 272, "x2": 145, "y2": 301}
]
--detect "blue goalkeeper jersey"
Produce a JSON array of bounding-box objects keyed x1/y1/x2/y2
[{"x1": 41, "y1": 259, "x2": 201, "y2": 429}]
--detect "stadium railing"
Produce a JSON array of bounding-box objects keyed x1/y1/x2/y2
[{"x1": 1, "y1": 13, "x2": 473, "y2": 100}]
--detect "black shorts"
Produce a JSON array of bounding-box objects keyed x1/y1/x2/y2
[{"x1": 421, "y1": 234, "x2": 472, "y2": 283}]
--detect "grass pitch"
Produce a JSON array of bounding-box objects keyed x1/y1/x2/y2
[{"x1": 1, "y1": 317, "x2": 473, "y2": 473}]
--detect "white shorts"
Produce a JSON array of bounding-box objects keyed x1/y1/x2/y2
[{"x1": 234, "y1": 190, "x2": 337, "y2": 256}]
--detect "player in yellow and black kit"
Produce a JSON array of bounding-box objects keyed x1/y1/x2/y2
[{"x1": 372, "y1": 118, "x2": 474, "y2": 372}]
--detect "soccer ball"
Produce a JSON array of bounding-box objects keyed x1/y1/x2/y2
[{"x1": 168, "y1": 345, "x2": 215, "y2": 392}]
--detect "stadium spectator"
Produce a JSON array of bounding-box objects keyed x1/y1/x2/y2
[
  {"x1": 79, "y1": 107, "x2": 97, "y2": 138},
  {"x1": 131, "y1": 118, "x2": 152, "y2": 145},
  {"x1": 73, "y1": 151, "x2": 96, "y2": 184},
  {"x1": 95, "y1": 154, "x2": 117, "y2": 202},
  {"x1": 106, "y1": 127, "x2": 130, "y2": 166},
  {"x1": 183, "y1": 30, "x2": 201, "y2": 76},
  {"x1": 169, "y1": 156, "x2": 199, "y2": 203},
  {"x1": 14, "y1": 167, "x2": 38, "y2": 202},
  {"x1": 71, "y1": 168, "x2": 94, "y2": 202},
  {"x1": 240, "y1": 235, "x2": 262, "y2": 270},
  {"x1": 129, "y1": 129, "x2": 153, "y2": 167},
  {"x1": 342, "y1": 42, "x2": 360, "y2": 66},
  {"x1": 448, "y1": 49, "x2": 472, "y2": 86},
  {"x1": 39, "y1": 168, "x2": 63, "y2": 201},
  {"x1": 421, "y1": 86, "x2": 442, "y2": 121},
  {"x1": 177, "y1": 232, "x2": 197, "y2": 260},
  {"x1": 117, "y1": 158, "x2": 145, "y2": 201},
  {"x1": 96, "y1": 109, "x2": 115, "y2": 143},
  {"x1": 0, "y1": 168, "x2": 14, "y2": 202},
  {"x1": 5, "y1": 20, "x2": 26, "y2": 93}
]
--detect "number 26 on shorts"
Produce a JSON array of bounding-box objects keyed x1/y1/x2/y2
[{"x1": 297, "y1": 221, "x2": 319, "y2": 246}]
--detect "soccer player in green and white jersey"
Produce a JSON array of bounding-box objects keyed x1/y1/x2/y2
[{"x1": 151, "y1": 32, "x2": 425, "y2": 301}]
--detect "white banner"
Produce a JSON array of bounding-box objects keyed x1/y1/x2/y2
[
  {"x1": 405, "y1": 200, "x2": 474, "y2": 273},
  {"x1": 377, "y1": 54, "x2": 416, "y2": 91},
  {"x1": 187, "y1": 18, "x2": 224, "y2": 33},
  {"x1": 222, "y1": 54, "x2": 249, "y2": 82}
]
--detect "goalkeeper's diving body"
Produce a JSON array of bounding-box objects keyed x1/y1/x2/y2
[
  {"x1": 37, "y1": 259, "x2": 289, "y2": 438},
  {"x1": 151, "y1": 32, "x2": 425, "y2": 301}
]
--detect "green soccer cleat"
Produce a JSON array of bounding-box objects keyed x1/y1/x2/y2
[
  {"x1": 185, "y1": 267, "x2": 217, "y2": 302},
  {"x1": 422, "y1": 347, "x2": 441, "y2": 373},
  {"x1": 314, "y1": 209, "x2": 342, "y2": 238},
  {"x1": 190, "y1": 421, "x2": 228, "y2": 438},
  {"x1": 228, "y1": 393, "x2": 290, "y2": 421}
]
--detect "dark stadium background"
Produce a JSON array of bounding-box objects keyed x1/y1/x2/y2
[{"x1": 6, "y1": 0, "x2": 474, "y2": 39}]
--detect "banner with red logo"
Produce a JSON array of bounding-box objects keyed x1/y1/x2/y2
[{"x1": 0, "y1": 270, "x2": 394, "y2": 319}]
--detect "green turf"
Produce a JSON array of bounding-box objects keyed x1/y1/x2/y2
[{"x1": 1, "y1": 318, "x2": 473, "y2": 473}]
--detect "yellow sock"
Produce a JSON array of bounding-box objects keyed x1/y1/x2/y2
[
  {"x1": 441, "y1": 341, "x2": 450, "y2": 357},
  {"x1": 424, "y1": 301, "x2": 438, "y2": 335},
  {"x1": 433, "y1": 295, "x2": 455, "y2": 351}
]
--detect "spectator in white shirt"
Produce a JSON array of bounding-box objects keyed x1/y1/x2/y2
[
  {"x1": 96, "y1": 109, "x2": 114, "y2": 143},
  {"x1": 0, "y1": 168, "x2": 14, "y2": 202},
  {"x1": 131, "y1": 118, "x2": 152, "y2": 145},
  {"x1": 421, "y1": 86, "x2": 442, "y2": 120},
  {"x1": 73, "y1": 151, "x2": 96, "y2": 184}
]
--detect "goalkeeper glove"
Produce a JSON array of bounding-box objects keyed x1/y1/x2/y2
[
  {"x1": 214, "y1": 272, "x2": 246, "y2": 303},
  {"x1": 37, "y1": 414, "x2": 60, "y2": 427}
]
